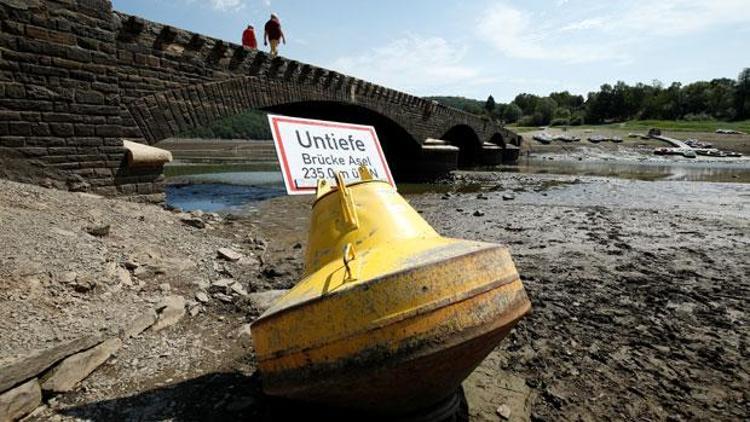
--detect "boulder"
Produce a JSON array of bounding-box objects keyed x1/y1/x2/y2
[
  {"x1": 41, "y1": 338, "x2": 122, "y2": 393},
  {"x1": 150, "y1": 296, "x2": 186, "y2": 332},
  {"x1": 0, "y1": 378, "x2": 42, "y2": 422},
  {"x1": 121, "y1": 309, "x2": 158, "y2": 338},
  {"x1": 0, "y1": 335, "x2": 104, "y2": 392}
]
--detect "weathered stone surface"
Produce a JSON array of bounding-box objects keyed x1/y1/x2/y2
[
  {"x1": 150, "y1": 295, "x2": 186, "y2": 332},
  {"x1": 0, "y1": 378, "x2": 42, "y2": 422},
  {"x1": 217, "y1": 248, "x2": 242, "y2": 262},
  {"x1": 41, "y1": 338, "x2": 122, "y2": 393},
  {"x1": 0, "y1": 334, "x2": 104, "y2": 393},
  {"x1": 195, "y1": 291, "x2": 209, "y2": 303},
  {"x1": 237, "y1": 324, "x2": 252, "y2": 349},
  {"x1": 121, "y1": 309, "x2": 158, "y2": 338},
  {"x1": 248, "y1": 290, "x2": 288, "y2": 314}
]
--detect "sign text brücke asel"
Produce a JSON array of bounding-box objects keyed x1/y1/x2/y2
[{"x1": 268, "y1": 115, "x2": 395, "y2": 195}]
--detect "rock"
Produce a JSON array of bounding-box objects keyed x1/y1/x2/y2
[
  {"x1": 211, "y1": 278, "x2": 233, "y2": 290},
  {"x1": 58, "y1": 271, "x2": 77, "y2": 284},
  {"x1": 41, "y1": 338, "x2": 122, "y2": 393},
  {"x1": 496, "y1": 404, "x2": 512, "y2": 420},
  {"x1": 502, "y1": 193, "x2": 516, "y2": 201},
  {"x1": 195, "y1": 291, "x2": 210, "y2": 304},
  {"x1": 0, "y1": 335, "x2": 104, "y2": 392},
  {"x1": 122, "y1": 309, "x2": 158, "y2": 338},
  {"x1": 217, "y1": 248, "x2": 243, "y2": 262},
  {"x1": 188, "y1": 302, "x2": 202, "y2": 317},
  {"x1": 181, "y1": 217, "x2": 205, "y2": 229},
  {"x1": 85, "y1": 224, "x2": 110, "y2": 237},
  {"x1": 213, "y1": 293, "x2": 234, "y2": 303},
  {"x1": 248, "y1": 290, "x2": 288, "y2": 313},
  {"x1": 72, "y1": 274, "x2": 96, "y2": 293},
  {"x1": 123, "y1": 260, "x2": 139, "y2": 270},
  {"x1": 133, "y1": 266, "x2": 151, "y2": 279},
  {"x1": 0, "y1": 378, "x2": 42, "y2": 422},
  {"x1": 237, "y1": 324, "x2": 253, "y2": 349},
  {"x1": 151, "y1": 295, "x2": 186, "y2": 332},
  {"x1": 67, "y1": 177, "x2": 90, "y2": 192},
  {"x1": 477, "y1": 193, "x2": 489, "y2": 200},
  {"x1": 158, "y1": 283, "x2": 171, "y2": 293},
  {"x1": 115, "y1": 267, "x2": 132, "y2": 286},
  {"x1": 292, "y1": 243, "x2": 302, "y2": 249},
  {"x1": 230, "y1": 282, "x2": 248, "y2": 297},
  {"x1": 473, "y1": 210, "x2": 485, "y2": 217}
]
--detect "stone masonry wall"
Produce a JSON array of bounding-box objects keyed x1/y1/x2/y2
[{"x1": 0, "y1": 0, "x2": 164, "y2": 199}]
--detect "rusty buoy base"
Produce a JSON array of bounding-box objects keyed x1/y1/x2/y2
[{"x1": 251, "y1": 174, "x2": 531, "y2": 414}]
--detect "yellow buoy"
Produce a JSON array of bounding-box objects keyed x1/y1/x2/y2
[{"x1": 251, "y1": 168, "x2": 530, "y2": 414}]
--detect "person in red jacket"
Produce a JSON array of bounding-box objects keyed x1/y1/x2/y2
[
  {"x1": 242, "y1": 24, "x2": 257, "y2": 49},
  {"x1": 264, "y1": 13, "x2": 285, "y2": 57}
]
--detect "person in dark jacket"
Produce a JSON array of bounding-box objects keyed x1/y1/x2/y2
[
  {"x1": 242, "y1": 24, "x2": 257, "y2": 49},
  {"x1": 264, "y1": 13, "x2": 285, "y2": 57}
]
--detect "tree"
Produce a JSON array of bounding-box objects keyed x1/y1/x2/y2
[
  {"x1": 502, "y1": 103, "x2": 522, "y2": 123},
  {"x1": 484, "y1": 95, "x2": 496, "y2": 115},
  {"x1": 735, "y1": 68, "x2": 750, "y2": 120},
  {"x1": 535, "y1": 98, "x2": 557, "y2": 125}
]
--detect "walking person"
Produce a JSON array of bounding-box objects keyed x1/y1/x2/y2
[
  {"x1": 242, "y1": 24, "x2": 257, "y2": 49},
  {"x1": 264, "y1": 13, "x2": 285, "y2": 57}
]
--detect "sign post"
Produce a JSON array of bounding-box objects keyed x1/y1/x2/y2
[{"x1": 268, "y1": 115, "x2": 395, "y2": 195}]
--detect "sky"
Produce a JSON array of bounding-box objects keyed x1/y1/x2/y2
[{"x1": 113, "y1": 0, "x2": 750, "y2": 102}]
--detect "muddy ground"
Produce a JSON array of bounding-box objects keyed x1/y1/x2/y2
[
  {"x1": 521, "y1": 127, "x2": 750, "y2": 156},
  {"x1": 2, "y1": 171, "x2": 749, "y2": 421}
]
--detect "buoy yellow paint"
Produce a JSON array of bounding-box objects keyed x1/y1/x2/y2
[{"x1": 251, "y1": 167, "x2": 530, "y2": 414}]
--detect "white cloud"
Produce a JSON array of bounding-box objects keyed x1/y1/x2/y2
[
  {"x1": 330, "y1": 34, "x2": 490, "y2": 95},
  {"x1": 205, "y1": 0, "x2": 246, "y2": 12},
  {"x1": 560, "y1": 17, "x2": 605, "y2": 32},
  {"x1": 477, "y1": 1, "x2": 750, "y2": 64},
  {"x1": 476, "y1": 3, "x2": 624, "y2": 63},
  {"x1": 616, "y1": 0, "x2": 750, "y2": 36}
]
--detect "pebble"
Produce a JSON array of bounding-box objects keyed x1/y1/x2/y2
[
  {"x1": 195, "y1": 291, "x2": 210, "y2": 304},
  {"x1": 496, "y1": 404, "x2": 511, "y2": 420},
  {"x1": 473, "y1": 210, "x2": 485, "y2": 217}
]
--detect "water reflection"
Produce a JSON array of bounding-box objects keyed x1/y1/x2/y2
[{"x1": 501, "y1": 158, "x2": 750, "y2": 183}]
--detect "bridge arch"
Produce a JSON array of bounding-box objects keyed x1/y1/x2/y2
[
  {"x1": 441, "y1": 125, "x2": 482, "y2": 168},
  {"x1": 260, "y1": 101, "x2": 421, "y2": 178},
  {"x1": 489, "y1": 133, "x2": 506, "y2": 148}
]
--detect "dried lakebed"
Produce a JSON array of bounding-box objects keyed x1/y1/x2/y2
[{"x1": 1, "y1": 172, "x2": 748, "y2": 421}]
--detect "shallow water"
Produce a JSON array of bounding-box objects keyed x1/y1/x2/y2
[
  {"x1": 165, "y1": 158, "x2": 750, "y2": 212},
  {"x1": 504, "y1": 157, "x2": 750, "y2": 183}
]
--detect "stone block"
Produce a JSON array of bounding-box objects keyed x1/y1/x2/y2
[
  {"x1": 150, "y1": 295, "x2": 186, "y2": 332},
  {"x1": 49, "y1": 122, "x2": 74, "y2": 136},
  {"x1": 0, "y1": 378, "x2": 42, "y2": 422},
  {"x1": 75, "y1": 90, "x2": 104, "y2": 104},
  {"x1": 41, "y1": 338, "x2": 122, "y2": 393},
  {"x1": 0, "y1": 334, "x2": 104, "y2": 392}
]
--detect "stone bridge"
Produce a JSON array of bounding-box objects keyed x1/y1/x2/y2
[{"x1": 0, "y1": 0, "x2": 522, "y2": 199}]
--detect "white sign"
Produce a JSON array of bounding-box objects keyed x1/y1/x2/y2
[{"x1": 268, "y1": 115, "x2": 395, "y2": 195}]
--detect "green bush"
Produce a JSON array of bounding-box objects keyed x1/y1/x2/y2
[{"x1": 180, "y1": 109, "x2": 272, "y2": 139}]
